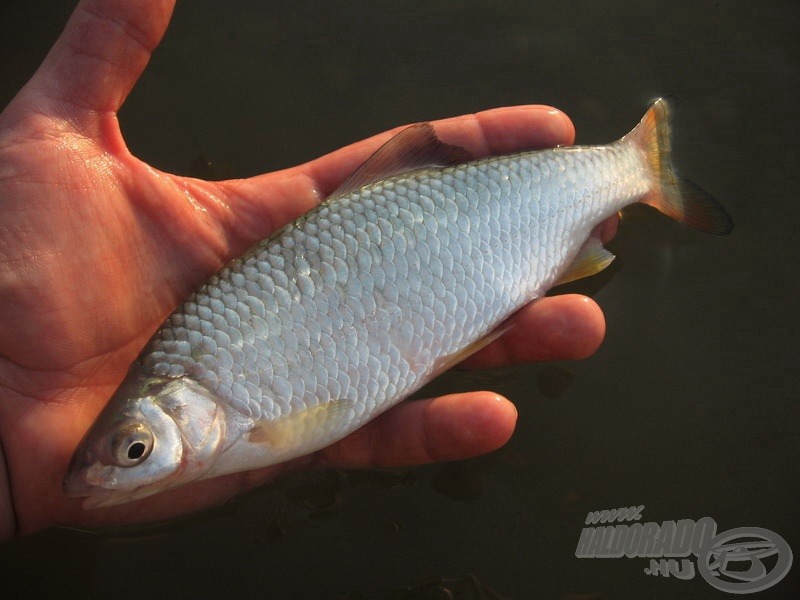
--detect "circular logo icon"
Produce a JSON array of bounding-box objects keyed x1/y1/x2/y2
[{"x1": 697, "y1": 527, "x2": 793, "y2": 594}]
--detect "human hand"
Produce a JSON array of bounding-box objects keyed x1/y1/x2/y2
[{"x1": 0, "y1": 0, "x2": 611, "y2": 539}]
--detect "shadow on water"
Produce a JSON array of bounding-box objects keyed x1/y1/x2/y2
[{"x1": 1, "y1": 1, "x2": 798, "y2": 599}]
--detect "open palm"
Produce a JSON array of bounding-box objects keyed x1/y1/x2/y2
[{"x1": 0, "y1": 0, "x2": 609, "y2": 538}]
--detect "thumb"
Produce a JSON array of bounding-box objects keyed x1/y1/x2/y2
[{"x1": 9, "y1": 0, "x2": 174, "y2": 134}]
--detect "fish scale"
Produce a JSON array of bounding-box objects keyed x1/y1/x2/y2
[
  {"x1": 144, "y1": 142, "x2": 641, "y2": 433},
  {"x1": 64, "y1": 100, "x2": 733, "y2": 507}
]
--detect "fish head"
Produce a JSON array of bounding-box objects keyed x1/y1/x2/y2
[{"x1": 64, "y1": 368, "x2": 227, "y2": 508}]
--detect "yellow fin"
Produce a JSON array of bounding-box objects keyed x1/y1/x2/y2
[
  {"x1": 248, "y1": 399, "x2": 354, "y2": 448},
  {"x1": 431, "y1": 322, "x2": 514, "y2": 377},
  {"x1": 555, "y1": 237, "x2": 615, "y2": 286}
]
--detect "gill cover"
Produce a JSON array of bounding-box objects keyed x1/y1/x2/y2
[{"x1": 63, "y1": 366, "x2": 226, "y2": 508}]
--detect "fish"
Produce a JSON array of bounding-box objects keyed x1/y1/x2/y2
[{"x1": 63, "y1": 99, "x2": 732, "y2": 508}]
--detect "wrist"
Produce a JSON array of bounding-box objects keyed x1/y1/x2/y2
[{"x1": 0, "y1": 438, "x2": 17, "y2": 541}]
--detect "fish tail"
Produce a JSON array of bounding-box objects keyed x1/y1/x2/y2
[{"x1": 627, "y1": 98, "x2": 733, "y2": 234}]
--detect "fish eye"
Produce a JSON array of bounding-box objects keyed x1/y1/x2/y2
[
  {"x1": 111, "y1": 423, "x2": 154, "y2": 467},
  {"x1": 127, "y1": 441, "x2": 147, "y2": 460}
]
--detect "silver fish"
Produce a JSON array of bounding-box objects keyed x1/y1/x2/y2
[{"x1": 64, "y1": 99, "x2": 731, "y2": 507}]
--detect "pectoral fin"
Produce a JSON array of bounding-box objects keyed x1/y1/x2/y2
[{"x1": 248, "y1": 399, "x2": 355, "y2": 448}]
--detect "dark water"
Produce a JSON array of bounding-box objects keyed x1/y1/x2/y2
[{"x1": 1, "y1": 1, "x2": 798, "y2": 598}]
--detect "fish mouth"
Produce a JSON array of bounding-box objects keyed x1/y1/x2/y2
[
  {"x1": 79, "y1": 489, "x2": 137, "y2": 509},
  {"x1": 63, "y1": 448, "x2": 100, "y2": 499},
  {"x1": 63, "y1": 474, "x2": 172, "y2": 509},
  {"x1": 63, "y1": 450, "x2": 155, "y2": 508},
  {"x1": 63, "y1": 453, "x2": 191, "y2": 509},
  {"x1": 62, "y1": 468, "x2": 126, "y2": 508},
  {"x1": 62, "y1": 470, "x2": 94, "y2": 499}
]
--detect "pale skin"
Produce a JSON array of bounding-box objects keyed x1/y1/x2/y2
[{"x1": 0, "y1": 0, "x2": 616, "y2": 540}]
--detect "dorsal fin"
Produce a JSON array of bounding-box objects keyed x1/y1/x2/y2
[{"x1": 331, "y1": 123, "x2": 473, "y2": 198}]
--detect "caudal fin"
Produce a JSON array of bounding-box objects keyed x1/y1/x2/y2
[{"x1": 626, "y1": 98, "x2": 733, "y2": 235}]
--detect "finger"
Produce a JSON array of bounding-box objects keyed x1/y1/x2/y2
[
  {"x1": 463, "y1": 294, "x2": 607, "y2": 369},
  {"x1": 317, "y1": 392, "x2": 517, "y2": 469},
  {"x1": 595, "y1": 214, "x2": 620, "y2": 244},
  {"x1": 432, "y1": 105, "x2": 576, "y2": 157},
  {"x1": 16, "y1": 0, "x2": 174, "y2": 126},
  {"x1": 223, "y1": 105, "x2": 575, "y2": 240}
]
